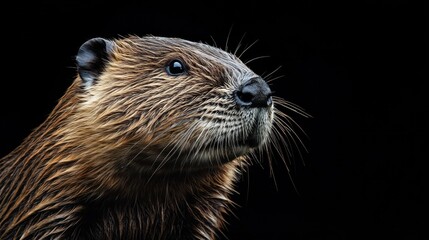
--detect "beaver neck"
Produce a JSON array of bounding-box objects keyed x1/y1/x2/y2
[{"x1": 78, "y1": 162, "x2": 240, "y2": 240}]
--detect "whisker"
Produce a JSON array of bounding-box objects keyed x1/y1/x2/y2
[
  {"x1": 233, "y1": 32, "x2": 247, "y2": 56},
  {"x1": 122, "y1": 141, "x2": 142, "y2": 168},
  {"x1": 287, "y1": 169, "x2": 300, "y2": 195},
  {"x1": 244, "y1": 55, "x2": 270, "y2": 65},
  {"x1": 262, "y1": 139, "x2": 279, "y2": 191},
  {"x1": 238, "y1": 39, "x2": 259, "y2": 59},
  {"x1": 271, "y1": 122, "x2": 291, "y2": 160},
  {"x1": 270, "y1": 121, "x2": 303, "y2": 194},
  {"x1": 261, "y1": 65, "x2": 282, "y2": 82},
  {"x1": 273, "y1": 96, "x2": 312, "y2": 118},
  {"x1": 269, "y1": 123, "x2": 292, "y2": 168},
  {"x1": 145, "y1": 134, "x2": 180, "y2": 184},
  {"x1": 209, "y1": 35, "x2": 218, "y2": 48},
  {"x1": 273, "y1": 111, "x2": 308, "y2": 167},
  {"x1": 225, "y1": 25, "x2": 234, "y2": 52},
  {"x1": 275, "y1": 110, "x2": 310, "y2": 147},
  {"x1": 265, "y1": 75, "x2": 285, "y2": 84}
]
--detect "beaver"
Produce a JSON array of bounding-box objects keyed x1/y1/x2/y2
[{"x1": 0, "y1": 35, "x2": 308, "y2": 239}]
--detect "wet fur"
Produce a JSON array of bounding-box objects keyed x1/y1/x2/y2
[{"x1": 0, "y1": 36, "x2": 306, "y2": 239}]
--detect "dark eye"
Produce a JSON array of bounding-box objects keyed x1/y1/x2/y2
[{"x1": 165, "y1": 59, "x2": 187, "y2": 76}]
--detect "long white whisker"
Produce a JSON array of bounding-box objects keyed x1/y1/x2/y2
[
  {"x1": 210, "y1": 35, "x2": 218, "y2": 48},
  {"x1": 275, "y1": 110, "x2": 309, "y2": 151},
  {"x1": 273, "y1": 97, "x2": 312, "y2": 118},
  {"x1": 273, "y1": 110, "x2": 309, "y2": 166},
  {"x1": 261, "y1": 65, "x2": 283, "y2": 81},
  {"x1": 238, "y1": 39, "x2": 259, "y2": 59},
  {"x1": 225, "y1": 25, "x2": 234, "y2": 52},
  {"x1": 263, "y1": 137, "x2": 278, "y2": 191},
  {"x1": 270, "y1": 122, "x2": 291, "y2": 161},
  {"x1": 233, "y1": 32, "x2": 247, "y2": 56},
  {"x1": 266, "y1": 75, "x2": 285, "y2": 84},
  {"x1": 244, "y1": 55, "x2": 270, "y2": 65}
]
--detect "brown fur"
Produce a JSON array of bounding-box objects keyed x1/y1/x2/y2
[{"x1": 0, "y1": 35, "x2": 305, "y2": 239}]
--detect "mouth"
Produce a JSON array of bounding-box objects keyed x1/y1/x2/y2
[
  {"x1": 244, "y1": 109, "x2": 271, "y2": 148},
  {"x1": 244, "y1": 119, "x2": 263, "y2": 148}
]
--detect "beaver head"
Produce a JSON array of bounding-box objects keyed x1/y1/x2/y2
[{"x1": 73, "y1": 36, "x2": 274, "y2": 175}]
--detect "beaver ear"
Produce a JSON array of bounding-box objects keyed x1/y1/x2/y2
[{"x1": 76, "y1": 37, "x2": 115, "y2": 88}]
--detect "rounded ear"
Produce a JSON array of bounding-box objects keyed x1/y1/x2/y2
[{"x1": 76, "y1": 38, "x2": 115, "y2": 88}]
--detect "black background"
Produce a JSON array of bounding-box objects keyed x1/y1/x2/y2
[{"x1": 0, "y1": 1, "x2": 426, "y2": 239}]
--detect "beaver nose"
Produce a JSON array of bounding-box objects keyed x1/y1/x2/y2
[{"x1": 234, "y1": 77, "x2": 272, "y2": 108}]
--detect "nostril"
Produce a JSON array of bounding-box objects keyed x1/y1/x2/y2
[{"x1": 235, "y1": 90, "x2": 253, "y2": 105}]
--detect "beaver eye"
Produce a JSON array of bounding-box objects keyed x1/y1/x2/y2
[{"x1": 165, "y1": 59, "x2": 187, "y2": 76}]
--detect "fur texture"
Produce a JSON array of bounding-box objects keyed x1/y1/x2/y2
[{"x1": 0, "y1": 35, "x2": 303, "y2": 239}]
